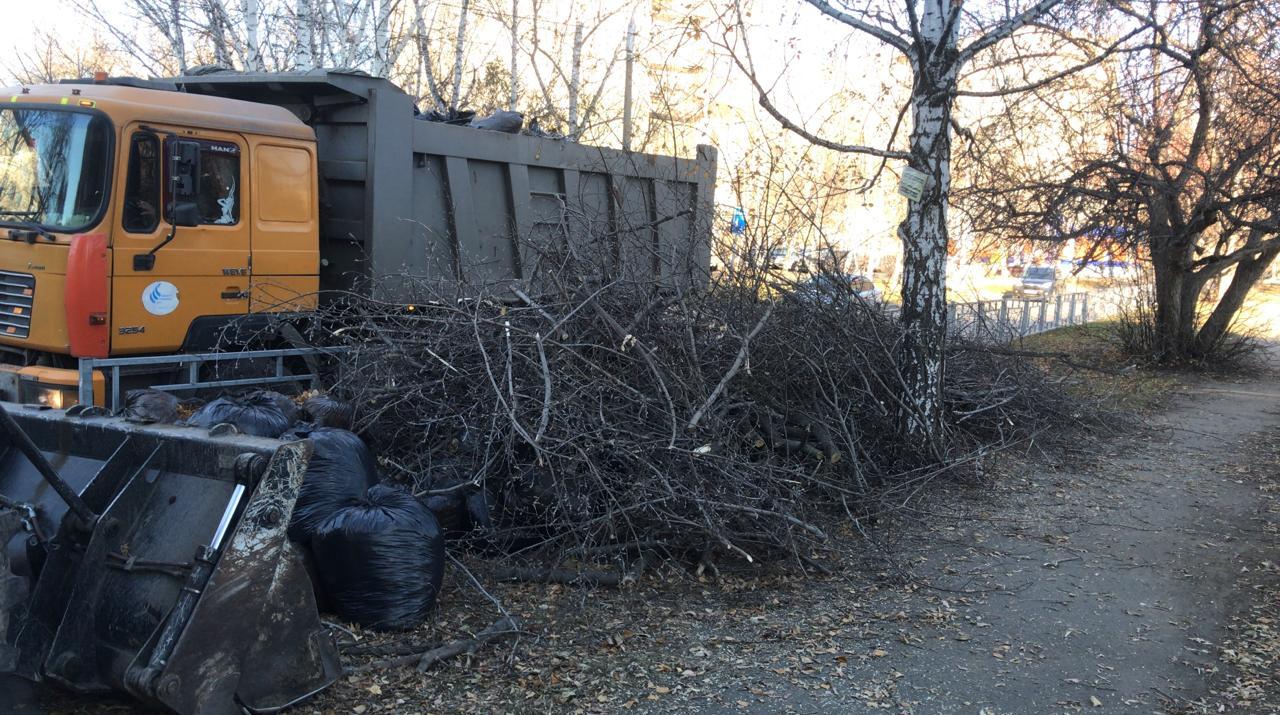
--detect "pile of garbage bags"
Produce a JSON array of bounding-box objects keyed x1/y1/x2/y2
[{"x1": 121, "y1": 388, "x2": 491, "y2": 632}]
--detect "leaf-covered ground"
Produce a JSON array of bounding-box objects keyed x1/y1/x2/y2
[
  {"x1": 293, "y1": 367, "x2": 1280, "y2": 715},
  {"x1": 7, "y1": 347, "x2": 1277, "y2": 715}
]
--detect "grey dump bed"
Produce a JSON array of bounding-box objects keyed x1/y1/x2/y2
[{"x1": 174, "y1": 70, "x2": 717, "y2": 300}]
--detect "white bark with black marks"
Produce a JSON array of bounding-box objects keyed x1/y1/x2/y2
[
  {"x1": 373, "y1": 0, "x2": 394, "y2": 77},
  {"x1": 568, "y1": 21, "x2": 582, "y2": 140},
  {"x1": 897, "y1": 0, "x2": 958, "y2": 447},
  {"x1": 296, "y1": 0, "x2": 315, "y2": 70},
  {"x1": 170, "y1": 0, "x2": 186, "y2": 72},
  {"x1": 243, "y1": 0, "x2": 262, "y2": 70},
  {"x1": 450, "y1": 0, "x2": 469, "y2": 111}
]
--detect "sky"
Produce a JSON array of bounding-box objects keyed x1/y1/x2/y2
[
  {"x1": 0, "y1": 0, "x2": 73, "y2": 83},
  {"x1": 1, "y1": 1, "x2": 73, "y2": 47},
  {"x1": 0, "y1": 0, "x2": 135, "y2": 84}
]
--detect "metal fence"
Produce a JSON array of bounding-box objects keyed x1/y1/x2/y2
[
  {"x1": 78, "y1": 347, "x2": 345, "y2": 414},
  {"x1": 947, "y1": 292, "x2": 1114, "y2": 343}
]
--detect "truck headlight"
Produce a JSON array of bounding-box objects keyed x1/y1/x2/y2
[
  {"x1": 12, "y1": 366, "x2": 103, "y2": 409},
  {"x1": 19, "y1": 383, "x2": 78, "y2": 409}
]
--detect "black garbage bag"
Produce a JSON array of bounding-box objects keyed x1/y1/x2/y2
[
  {"x1": 310, "y1": 484, "x2": 445, "y2": 631},
  {"x1": 466, "y1": 488, "x2": 492, "y2": 530},
  {"x1": 422, "y1": 479, "x2": 493, "y2": 537},
  {"x1": 187, "y1": 395, "x2": 292, "y2": 437},
  {"x1": 287, "y1": 427, "x2": 381, "y2": 544},
  {"x1": 280, "y1": 421, "x2": 317, "y2": 441},
  {"x1": 416, "y1": 108, "x2": 475, "y2": 125},
  {"x1": 303, "y1": 394, "x2": 354, "y2": 430},
  {"x1": 470, "y1": 110, "x2": 523, "y2": 133},
  {"x1": 122, "y1": 389, "x2": 179, "y2": 424},
  {"x1": 491, "y1": 466, "x2": 596, "y2": 549},
  {"x1": 421, "y1": 489, "x2": 466, "y2": 534},
  {"x1": 244, "y1": 389, "x2": 301, "y2": 423}
]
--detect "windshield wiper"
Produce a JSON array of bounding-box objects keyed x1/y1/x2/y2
[{"x1": 0, "y1": 219, "x2": 58, "y2": 242}]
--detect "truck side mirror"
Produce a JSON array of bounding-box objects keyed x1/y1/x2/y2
[
  {"x1": 167, "y1": 139, "x2": 201, "y2": 221},
  {"x1": 136, "y1": 139, "x2": 203, "y2": 271},
  {"x1": 171, "y1": 200, "x2": 200, "y2": 227}
]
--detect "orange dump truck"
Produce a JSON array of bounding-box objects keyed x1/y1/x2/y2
[{"x1": 0, "y1": 70, "x2": 716, "y2": 410}]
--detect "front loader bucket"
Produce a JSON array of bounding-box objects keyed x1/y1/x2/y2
[{"x1": 0, "y1": 404, "x2": 340, "y2": 714}]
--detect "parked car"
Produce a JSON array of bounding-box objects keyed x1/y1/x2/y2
[
  {"x1": 795, "y1": 273, "x2": 883, "y2": 304},
  {"x1": 767, "y1": 246, "x2": 794, "y2": 270},
  {"x1": 1006, "y1": 265, "x2": 1058, "y2": 300}
]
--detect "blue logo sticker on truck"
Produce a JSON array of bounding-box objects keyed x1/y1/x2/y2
[{"x1": 142, "y1": 281, "x2": 179, "y2": 316}]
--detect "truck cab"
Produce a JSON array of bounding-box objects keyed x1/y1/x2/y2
[{"x1": 0, "y1": 77, "x2": 319, "y2": 406}]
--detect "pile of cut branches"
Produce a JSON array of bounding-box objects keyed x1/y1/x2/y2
[{"x1": 309, "y1": 271, "x2": 1094, "y2": 565}]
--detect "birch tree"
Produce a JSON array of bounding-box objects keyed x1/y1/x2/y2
[
  {"x1": 296, "y1": 0, "x2": 315, "y2": 69},
  {"x1": 243, "y1": 0, "x2": 262, "y2": 70},
  {"x1": 518, "y1": 0, "x2": 630, "y2": 140},
  {"x1": 725, "y1": 0, "x2": 1088, "y2": 452}
]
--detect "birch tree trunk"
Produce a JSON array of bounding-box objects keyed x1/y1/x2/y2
[
  {"x1": 205, "y1": 0, "x2": 232, "y2": 67},
  {"x1": 296, "y1": 0, "x2": 315, "y2": 69},
  {"x1": 170, "y1": 0, "x2": 187, "y2": 72},
  {"x1": 375, "y1": 0, "x2": 393, "y2": 76},
  {"x1": 451, "y1": 0, "x2": 470, "y2": 111},
  {"x1": 413, "y1": 0, "x2": 448, "y2": 112},
  {"x1": 731, "y1": 0, "x2": 1077, "y2": 450},
  {"x1": 896, "y1": 0, "x2": 958, "y2": 450},
  {"x1": 568, "y1": 22, "x2": 582, "y2": 139},
  {"x1": 243, "y1": 0, "x2": 262, "y2": 70}
]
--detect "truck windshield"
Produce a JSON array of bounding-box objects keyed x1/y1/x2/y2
[
  {"x1": 0, "y1": 108, "x2": 111, "y2": 233},
  {"x1": 1025, "y1": 266, "x2": 1055, "y2": 279}
]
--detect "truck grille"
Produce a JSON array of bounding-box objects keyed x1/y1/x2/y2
[{"x1": 0, "y1": 270, "x2": 35, "y2": 339}]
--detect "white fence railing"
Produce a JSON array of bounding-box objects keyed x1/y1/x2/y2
[{"x1": 947, "y1": 292, "x2": 1117, "y2": 343}]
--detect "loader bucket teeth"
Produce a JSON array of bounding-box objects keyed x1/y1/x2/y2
[{"x1": 0, "y1": 404, "x2": 340, "y2": 713}]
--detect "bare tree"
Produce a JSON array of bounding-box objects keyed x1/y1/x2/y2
[
  {"x1": 3, "y1": 30, "x2": 124, "y2": 84},
  {"x1": 412, "y1": 0, "x2": 449, "y2": 111},
  {"x1": 491, "y1": 0, "x2": 631, "y2": 140},
  {"x1": 721, "y1": 0, "x2": 1101, "y2": 452},
  {"x1": 965, "y1": 0, "x2": 1280, "y2": 361}
]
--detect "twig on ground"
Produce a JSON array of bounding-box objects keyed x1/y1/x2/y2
[
  {"x1": 416, "y1": 616, "x2": 522, "y2": 672},
  {"x1": 493, "y1": 566, "x2": 622, "y2": 587}
]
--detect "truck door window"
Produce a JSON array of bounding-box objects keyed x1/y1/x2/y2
[
  {"x1": 196, "y1": 142, "x2": 240, "y2": 225},
  {"x1": 122, "y1": 132, "x2": 160, "y2": 233}
]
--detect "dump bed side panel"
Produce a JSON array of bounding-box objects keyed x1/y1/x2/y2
[
  {"x1": 387, "y1": 121, "x2": 717, "y2": 300},
  {"x1": 173, "y1": 72, "x2": 716, "y2": 301}
]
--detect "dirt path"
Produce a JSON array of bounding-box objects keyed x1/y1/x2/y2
[
  {"x1": 624, "y1": 372, "x2": 1280, "y2": 715},
  {"x1": 4, "y1": 368, "x2": 1277, "y2": 714}
]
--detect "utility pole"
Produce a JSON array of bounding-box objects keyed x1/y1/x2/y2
[
  {"x1": 509, "y1": 0, "x2": 519, "y2": 111},
  {"x1": 568, "y1": 21, "x2": 582, "y2": 138},
  {"x1": 622, "y1": 18, "x2": 635, "y2": 151}
]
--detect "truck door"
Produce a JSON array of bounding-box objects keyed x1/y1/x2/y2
[
  {"x1": 247, "y1": 139, "x2": 319, "y2": 313},
  {"x1": 112, "y1": 126, "x2": 251, "y2": 354}
]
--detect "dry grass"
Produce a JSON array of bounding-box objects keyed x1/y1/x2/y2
[{"x1": 1016, "y1": 322, "x2": 1181, "y2": 412}]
